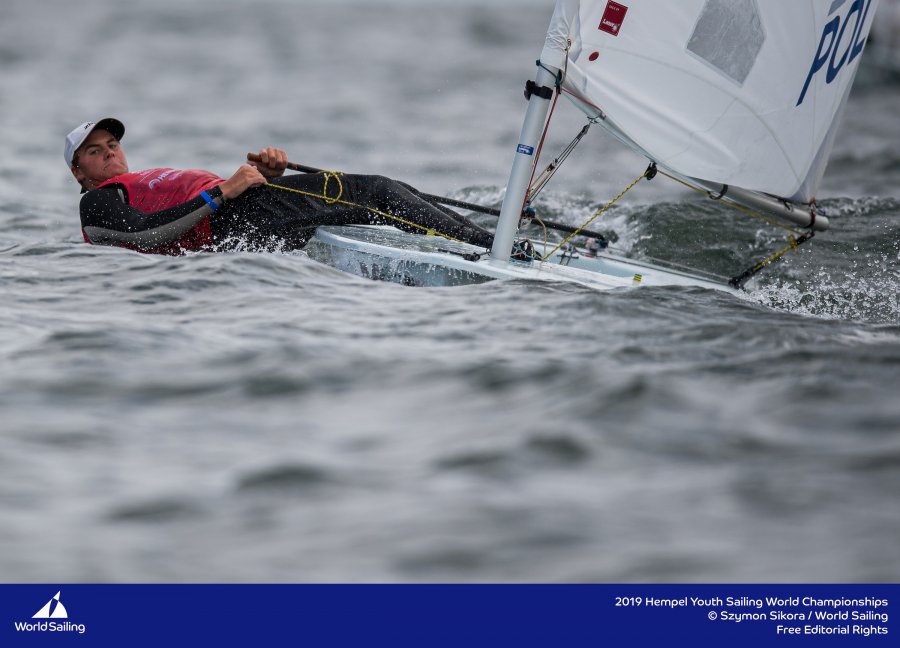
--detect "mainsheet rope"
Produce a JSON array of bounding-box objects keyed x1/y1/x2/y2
[{"x1": 263, "y1": 172, "x2": 469, "y2": 244}]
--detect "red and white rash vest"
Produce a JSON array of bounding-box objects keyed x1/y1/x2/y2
[{"x1": 95, "y1": 168, "x2": 224, "y2": 253}]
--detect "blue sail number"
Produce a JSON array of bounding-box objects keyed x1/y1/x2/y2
[{"x1": 796, "y1": 0, "x2": 872, "y2": 106}]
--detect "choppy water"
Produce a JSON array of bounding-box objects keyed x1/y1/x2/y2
[{"x1": 1, "y1": 0, "x2": 898, "y2": 583}]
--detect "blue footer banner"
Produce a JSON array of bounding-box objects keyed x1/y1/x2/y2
[{"x1": 1, "y1": 584, "x2": 895, "y2": 646}]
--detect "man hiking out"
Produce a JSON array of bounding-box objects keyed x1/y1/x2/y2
[{"x1": 67, "y1": 117, "x2": 496, "y2": 255}]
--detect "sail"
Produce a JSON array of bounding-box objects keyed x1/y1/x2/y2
[{"x1": 541, "y1": 0, "x2": 879, "y2": 204}]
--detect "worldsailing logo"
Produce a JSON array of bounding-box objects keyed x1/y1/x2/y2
[
  {"x1": 13, "y1": 590, "x2": 86, "y2": 635},
  {"x1": 33, "y1": 590, "x2": 68, "y2": 618}
]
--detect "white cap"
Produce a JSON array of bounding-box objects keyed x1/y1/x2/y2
[{"x1": 64, "y1": 118, "x2": 125, "y2": 167}]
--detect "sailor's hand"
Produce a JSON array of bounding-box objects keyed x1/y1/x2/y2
[
  {"x1": 248, "y1": 147, "x2": 288, "y2": 178},
  {"x1": 218, "y1": 165, "x2": 268, "y2": 200}
]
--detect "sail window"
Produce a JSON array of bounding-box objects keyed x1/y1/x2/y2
[{"x1": 686, "y1": 0, "x2": 765, "y2": 85}]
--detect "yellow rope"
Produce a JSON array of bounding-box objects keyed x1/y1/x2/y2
[
  {"x1": 539, "y1": 169, "x2": 648, "y2": 261},
  {"x1": 321, "y1": 171, "x2": 343, "y2": 205},
  {"x1": 264, "y1": 172, "x2": 465, "y2": 243},
  {"x1": 525, "y1": 212, "x2": 551, "y2": 261},
  {"x1": 654, "y1": 168, "x2": 815, "y2": 286},
  {"x1": 747, "y1": 235, "x2": 802, "y2": 274}
]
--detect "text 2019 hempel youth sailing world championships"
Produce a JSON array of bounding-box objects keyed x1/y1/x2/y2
[
  {"x1": 294, "y1": 0, "x2": 879, "y2": 292},
  {"x1": 616, "y1": 594, "x2": 889, "y2": 637}
]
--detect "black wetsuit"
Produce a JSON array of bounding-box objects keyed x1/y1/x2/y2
[{"x1": 79, "y1": 172, "x2": 495, "y2": 252}]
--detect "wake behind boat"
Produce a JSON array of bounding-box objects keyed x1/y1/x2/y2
[{"x1": 304, "y1": 0, "x2": 879, "y2": 292}]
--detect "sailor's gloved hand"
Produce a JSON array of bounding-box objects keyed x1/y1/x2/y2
[{"x1": 248, "y1": 147, "x2": 288, "y2": 178}]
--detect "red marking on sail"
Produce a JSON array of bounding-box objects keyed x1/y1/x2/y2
[{"x1": 599, "y1": 1, "x2": 628, "y2": 36}]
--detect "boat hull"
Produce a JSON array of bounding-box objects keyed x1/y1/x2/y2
[{"x1": 305, "y1": 226, "x2": 733, "y2": 293}]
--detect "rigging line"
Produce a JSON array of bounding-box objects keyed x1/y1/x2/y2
[
  {"x1": 728, "y1": 232, "x2": 815, "y2": 289},
  {"x1": 263, "y1": 174, "x2": 468, "y2": 244},
  {"x1": 656, "y1": 169, "x2": 805, "y2": 236},
  {"x1": 539, "y1": 166, "x2": 652, "y2": 262},
  {"x1": 523, "y1": 83, "x2": 561, "y2": 212},
  {"x1": 524, "y1": 210, "x2": 551, "y2": 262},
  {"x1": 559, "y1": 87, "x2": 607, "y2": 119},
  {"x1": 527, "y1": 122, "x2": 592, "y2": 204},
  {"x1": 520, "y1": 44, "x2": 569, "y2": 223},
  {"x1": 652, "y1": 168, "x2": 816, "y2": 288}
]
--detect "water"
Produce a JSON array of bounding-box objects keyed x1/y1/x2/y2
[{"x1": 1, "y1": 0, "x2": 898, "y2": 583}]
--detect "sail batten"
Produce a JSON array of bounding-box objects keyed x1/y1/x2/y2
[{"x1": 542, "y1": 0, "x2": 879, "y2": 206}]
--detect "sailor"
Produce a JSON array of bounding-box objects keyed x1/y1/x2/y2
[{"x1": 66, "y1": 118, "x2": 495, "y2": 254}]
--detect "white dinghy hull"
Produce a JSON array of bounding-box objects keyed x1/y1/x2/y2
[{"x1": 306, "y1": 226, "x2": 732, "y2": 292}]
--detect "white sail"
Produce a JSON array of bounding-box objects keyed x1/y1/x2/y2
[{"x1": 541, "y1": 0, "x2": 879, "y2": 205}]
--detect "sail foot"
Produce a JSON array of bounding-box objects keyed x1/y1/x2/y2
[{"x1": 694, "y1": 181, "x2": 829, "y2": 232}]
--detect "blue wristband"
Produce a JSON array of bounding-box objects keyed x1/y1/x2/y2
[{"x1": 199, "y1": 190, "x2": 219, "y2": 211}]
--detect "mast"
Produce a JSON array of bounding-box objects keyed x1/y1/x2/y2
[{"x1": 490, "y1": 64, "x2": 560, "y2": 266}]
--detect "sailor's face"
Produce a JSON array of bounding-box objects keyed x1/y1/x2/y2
[{"x1": 71, "y1": 129, "x2": 129, "y2": 189}]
